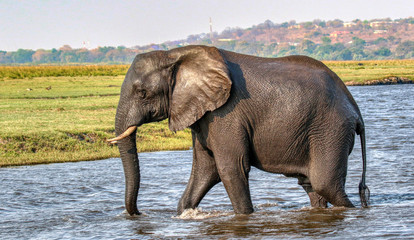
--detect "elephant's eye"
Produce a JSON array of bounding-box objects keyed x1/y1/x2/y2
[{"x1": 137, "y1": 89, "x2": 146, "y2": 98}]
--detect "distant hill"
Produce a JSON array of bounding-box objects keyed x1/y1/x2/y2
[{"x1": 1, "y1": 17, "x2": 413, "y2": 64}]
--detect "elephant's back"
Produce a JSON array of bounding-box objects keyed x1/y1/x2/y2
[{"x1": 221, "y1": 50, "x2": 362, "y2": 121}]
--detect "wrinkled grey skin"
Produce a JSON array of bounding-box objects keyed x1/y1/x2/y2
[{"x1": 112, "y1": 45, "x2": 369, "y2": 216}]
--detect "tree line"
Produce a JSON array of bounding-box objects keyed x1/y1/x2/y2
[
  {"x1": 212, "y1": 37, "x2": 414, "y2": 60},
  {"x1": 1, "y1": 17, "x2": 414, "y2": 64},
  {"x1": 0, "y1": 45, "x2": 140, "y2": 64}
]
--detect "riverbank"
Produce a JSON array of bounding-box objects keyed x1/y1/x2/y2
[
  {"x1": 1, "y1": 60, "x2": 413, "y2": 167},
  {"x1": 345, "y1": 76, "x2": 413, "y2": 86}
]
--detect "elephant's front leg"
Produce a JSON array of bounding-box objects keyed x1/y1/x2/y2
[
  {"x1": 177, "y1": 135, "x2": 220, "y2": 215},
  {"x1": 215, "y1": 151, "x2": 254, "y2": 214}
]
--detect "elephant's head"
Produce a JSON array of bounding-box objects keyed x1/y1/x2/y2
[{"x1": 107, "y1": 46, "x2": 232, "y2": 215}]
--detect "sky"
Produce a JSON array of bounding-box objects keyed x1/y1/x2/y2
[{"x1": 1, "y1": 0, "x2": 413, "y2": 51}]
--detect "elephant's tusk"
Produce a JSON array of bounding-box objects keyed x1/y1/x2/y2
[{"x1": 107, "y1": 126, "x2": 137, "y2": 144}]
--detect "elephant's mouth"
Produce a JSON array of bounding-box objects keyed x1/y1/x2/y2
[{"x1": 107, "y1": 126, "x2": 137, "y2": 144}]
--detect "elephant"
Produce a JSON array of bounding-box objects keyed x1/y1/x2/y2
[{"x1": 107, "y1": 45, "x2": 369, "y2": 216}]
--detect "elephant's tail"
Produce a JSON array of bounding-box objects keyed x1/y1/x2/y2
[{"x1": 357, "y1": 126, "x2": 370, "y2": 207}]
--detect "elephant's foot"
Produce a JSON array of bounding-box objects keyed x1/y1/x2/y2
[
  {"x1": 298, "y1": 177, "x2": 328, "y2": 208},
  {"x1": 233, "y1": 205, "x2": 254, "y2": 215},
  {"x1": 177, "y1": 201, "x2": 189, "y2": 216},
  {"x1": 308, "y1": 191, "x2": 328, "y2": 208}
]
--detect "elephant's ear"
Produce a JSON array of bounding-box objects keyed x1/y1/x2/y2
[{"x1": 167, "y1": 46, "x2": 232, "y2": 132}]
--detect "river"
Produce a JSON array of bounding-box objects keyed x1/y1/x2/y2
[{"x1": 1, "y1": 85, "x2": 413, "y2": 239}]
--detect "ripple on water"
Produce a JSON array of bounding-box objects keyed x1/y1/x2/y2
[{"x1": 1, "y1": 85, "x2": 414, "y2": 239}]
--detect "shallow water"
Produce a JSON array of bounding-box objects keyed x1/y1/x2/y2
[{"x1": 1, "y1": 85, "x2": 413, "y2": 239}]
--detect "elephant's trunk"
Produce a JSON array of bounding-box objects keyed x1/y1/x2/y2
[
  {"x1": 113, "y1": 108, "x2": 141, "y2": 216},
  {"x1": 117, "y1": 132, "x2": 140, "y2": 216},
  {"x1": 118, "y1": 134, "x2": 140, "y2": 216}
]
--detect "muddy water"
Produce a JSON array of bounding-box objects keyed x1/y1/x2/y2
[{"x1": 1, "y1": 85, "x2": 413, "y2": 239}]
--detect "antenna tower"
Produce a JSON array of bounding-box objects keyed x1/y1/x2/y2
[{"x1": 209, "y1": 17, "x2": 214, "y2": 44}]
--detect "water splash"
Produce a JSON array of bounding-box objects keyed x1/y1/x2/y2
[{"x1": 174, "y1": 208, "x2": 232, "y2": 220}]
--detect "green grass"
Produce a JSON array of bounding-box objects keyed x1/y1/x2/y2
[
  {"x1": 0, "y1": 76, "x2": 124, "y2": 99},
  {"x1": 0, "y1": 65, "x2": 129, "y2": 79},
  {"x1": 324, "y1": 59, "x2": 414, "y2": 84},
  {"x1": 0, "y1": 61, "x2": 412, "y2": 167},
  {"x1": 0, "y1": 73, "x2": 192, "y2": 167}
]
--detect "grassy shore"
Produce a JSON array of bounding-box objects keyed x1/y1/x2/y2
[
  {"x1": 0, "y1": 68, "x2": 192, "y2": 167},
  {"x1": 1, "y1": 60, "x2": 413, "y2": 167},
  {"x1": 0, "y1": 65, "x2": 129, "y2": 79},
  {"x1": 325, "y1": 59, "x2": 414, "y2": 85}
]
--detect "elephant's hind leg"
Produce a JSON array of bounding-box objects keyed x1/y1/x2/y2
[
  {"x1": 308, "y1": 144, "x2": 355, "y2": 208},
  {"x1": 298, "y1": 176, "x2": 328, "y2": 208},
  {"x1": 308, "y1": 123, "x2": 358, "y2": 208}
]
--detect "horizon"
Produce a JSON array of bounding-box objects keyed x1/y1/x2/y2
[{"x1": 1, "y1": 0, "x2": 413, "y2": 51}]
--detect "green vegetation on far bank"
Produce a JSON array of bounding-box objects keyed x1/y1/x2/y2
[
  {"x1": 0, "y1": 65, "x2": 129, "y2": 79},
  {"x1": 325, "y1": 59, "x2": 414, "y2": 85},
  {"x1": 0, "y1": 60, "x2": 413, "y2": 167}
]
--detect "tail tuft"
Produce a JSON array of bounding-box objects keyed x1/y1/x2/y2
[{"x1": 359, "y1": 181, "x2": 370, "y2": 208}]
